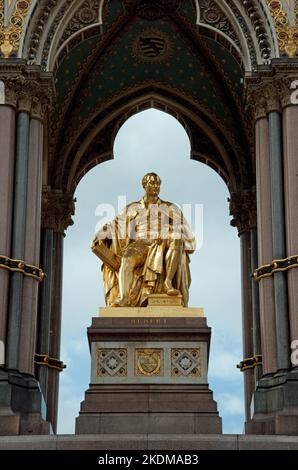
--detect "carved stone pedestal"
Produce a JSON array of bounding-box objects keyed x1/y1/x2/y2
[{"x1": 76, "y1": 308, "x2": 222, "y2": 435}]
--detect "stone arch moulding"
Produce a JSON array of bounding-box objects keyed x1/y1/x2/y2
[
  {"x1": 54, "y1": 91, "x2": 243, "y2": 196},
  {"x1": 19, "y1": 0, "x2": 279, "y2": 71}
]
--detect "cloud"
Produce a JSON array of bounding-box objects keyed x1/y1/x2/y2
[{"x1": 217, "y1": 393, "x2": 245, "y2": 416}]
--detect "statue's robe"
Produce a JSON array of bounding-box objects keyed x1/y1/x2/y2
[{"x1": 99, "y1": 198, "x2": 196, "y2": 307}]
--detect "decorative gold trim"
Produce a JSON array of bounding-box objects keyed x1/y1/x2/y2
[
  {"x1": 34, "y1": 353, "x2": 66, "y2": 372},
  {"x1": 0, "y1": 255, "x2": 45, "y2": 282},
  {"x1": 253, "y1": 254, "x2": 298, "y2": 281},
  {"x1": 267, "y1": 0, "x2": 298, "y2": 58},
  {"x1": 237, "y1": 354, "x2": 262, "y2": 372},
  {"x1": 0, "y1": 0, "x2": 33, "y2": 58}
]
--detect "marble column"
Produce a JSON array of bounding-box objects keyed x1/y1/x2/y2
[
  {"x1": 268, "y1": 112, "x2": 290, "y2": 371},
  {"x1": 38, "y1": 189, "x2": 74, "y2": 430},
  {"x1": 283, "y1": 104, "x2": 298, "y2": 349},
  {"x1": 6, "y1": 112, "x2": 30, "y2": 371},
  {"x1": 240, "y1": 231, "x2": 254, "y2": 420},
  {"x1": 47, "y1": 232, "x2": 64, "y2": 433},
  {"x1": 255, "y1": 117, "x2": 277, "y2": 375},
  {"x1": 18, "y1": 119, "x2": 43, "y2": 375},
  {"x1": 0, "y1": 105, "x2": 15, "y2": 354},
  {"x1": 38, "y1": 228, "x2": 54, "y2": 402}
]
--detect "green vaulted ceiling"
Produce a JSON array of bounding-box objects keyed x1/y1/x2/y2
[{"x1": 54, "y1": 16, "x2": 244, "y2": 127}]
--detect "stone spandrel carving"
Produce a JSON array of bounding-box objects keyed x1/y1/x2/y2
[
  {"x1": 41, "y1": 187, "x2": 76, "y2": 234},
  {"x1": 198, "y1": 0, "x2": 241, "y2": 48},
  {"x1": 58, "y1": 0, "x2": 101, "y2": 49}
]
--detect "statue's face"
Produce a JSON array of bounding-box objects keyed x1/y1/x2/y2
[{"x1": 144, "y1": 176, "x2": 161, "y2": 197}]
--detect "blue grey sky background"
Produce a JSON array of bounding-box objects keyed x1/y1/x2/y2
[{"x1": 57, "y1": 109, "x2": 244, "y2": 434}]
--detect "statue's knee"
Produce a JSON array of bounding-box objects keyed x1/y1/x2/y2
[
  {"x1": 168, "y1": 235, "x2": 183, "y2": 250},
  {"x1": 122, "y1": 254, "x2": 138, "y2": 270}
]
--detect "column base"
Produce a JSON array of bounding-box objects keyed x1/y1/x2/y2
[
  {"x1": 246, "y1": 369, "x2": 298, "y2": 435},
  {"x1": 0, "y1": 369, "x2": 52, "y2": 435},
  {"x1": 76, "y1": 311, "x2": 222, "y2": 435}
]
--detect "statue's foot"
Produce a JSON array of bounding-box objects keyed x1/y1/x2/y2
[
  {"x1": 164, "y1": 280, "x2": 180, "y2": 296},
  {"x1": 111, "y1": 297, "x2": 129, "y2": 307}
]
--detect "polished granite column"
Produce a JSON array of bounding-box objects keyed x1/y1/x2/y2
[
  {"x1": 0, "y1": 104, "x2": 15, "y2": 353},
  {"x1": 19, "y1": 118, "x2": 43, "y2": 376},
  {"x1": 283, "y1": 104, "x2": 298, "y2": 350},
  {"x1": 6, "y1": 111, "x2": 30, "y2": 371},
  {"x1": 240, "y1": 231, "x2": 254, "y2": 421},
  {"x1": 255, "y1": 116, "x2": 277, "y2": 375},
  {"x1": 250, "y1": 227, "x2": 262, "y2": 382},
  {"x1": 268, "y1": 111, "x2": 290, "y2": 371}
]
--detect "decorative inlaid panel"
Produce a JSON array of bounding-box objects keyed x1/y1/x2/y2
[
  {"x1": 135, "y1": 348, "x2": 163, "y2": 377},
  {"x1": 171, "y1": 348, "x2": 201, "y2": 377},
  {"x1": 97, "y1": 348, "x2": 127, "y2": 377}
]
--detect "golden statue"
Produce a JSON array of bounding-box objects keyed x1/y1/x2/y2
[{"x1": 92, "y1": 173, "x2": 196, "y2": 307}]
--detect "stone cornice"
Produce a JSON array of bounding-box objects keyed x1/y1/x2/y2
[{"x1": 0, "y1": 60, "x2": 55, "y2": 119}]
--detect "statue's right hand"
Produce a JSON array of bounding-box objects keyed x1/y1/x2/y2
[{"x1": 96, "y1": 224, "x2": 110, "y2": 241}]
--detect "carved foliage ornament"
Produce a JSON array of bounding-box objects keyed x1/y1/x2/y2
[
  {"x1": 0, "y1": 0, "x2": 32, "y2": 58},
  {"x1": 245, "y1": 72, "x2": 298, "y2": 119},
  {"x1": 229, "y1": 189, "x2": 257, "y2": 235},
  {"x1": 41, "y1": 188, "x2": 75, "y2": 233},
  {"x1": 0, "y1": 66, "x2": 55, "y2": 117}
]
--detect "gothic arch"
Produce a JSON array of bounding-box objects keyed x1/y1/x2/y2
[{"x1": 62, "y1": 91, "x2": 239, "y2": 194}]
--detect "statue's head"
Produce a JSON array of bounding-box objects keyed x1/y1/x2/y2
[{"x1": 142, "y1": 172, "x2": 161, "y2": 197}]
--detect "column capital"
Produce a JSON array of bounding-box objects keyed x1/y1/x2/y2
[
  {"x1": 229, "y1": 189, "x2": 257, "y2": 236},
  {"x1": 0, "y1": 60, "x2": 55, "y2": 119},
  {"x1": 245, "y1": 61, "x2": 298, "y2": 117},
  {"x1": 41, "y1": 187, "x2": 76, "y2": 234}
]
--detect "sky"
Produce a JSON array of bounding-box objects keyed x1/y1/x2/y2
[{"x1": 57, "y1": 108, "x2": 244, "y2": 435}]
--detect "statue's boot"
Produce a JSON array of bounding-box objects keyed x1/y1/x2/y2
[
  {"x1": 164, "y1": 278, "x2": 180, "y2": 296},
  {"x1": 111, "y1": 297, "x2": 129, "y2": 307}
]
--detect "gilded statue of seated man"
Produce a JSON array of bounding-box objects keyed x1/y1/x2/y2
[{"x1": 92, "y1": 172, "x2": 196, "y2": 307}]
